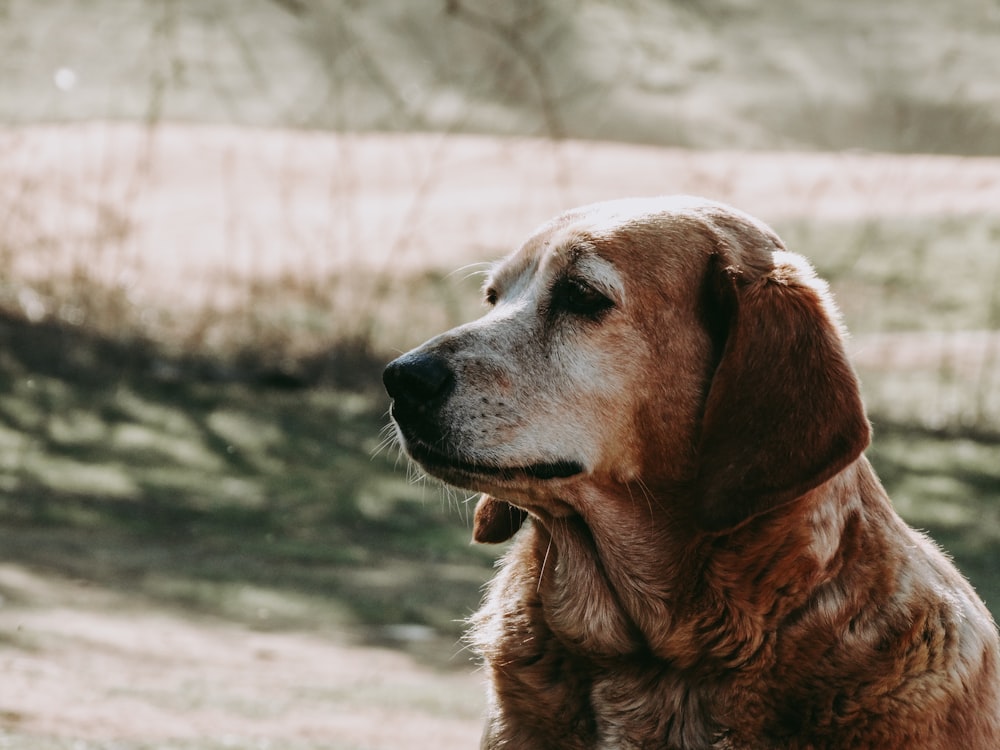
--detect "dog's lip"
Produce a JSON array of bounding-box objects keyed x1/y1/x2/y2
[{"x1": 403, "y1": 435, "x2": 583, "y2": 483}]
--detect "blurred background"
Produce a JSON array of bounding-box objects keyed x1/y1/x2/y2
[{"x1": 0, "y1": 1, "x2": 998, "y2": 748}]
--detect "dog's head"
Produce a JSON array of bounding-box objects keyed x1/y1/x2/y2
[{"x1": 383, "y1": 196, "x2": 870, "y2": 538}]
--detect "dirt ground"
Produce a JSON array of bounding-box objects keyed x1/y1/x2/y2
[{"x1": 0, "y1": 564, "x2": 484, "y2": 749}]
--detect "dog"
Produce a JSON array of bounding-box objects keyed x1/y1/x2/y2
[{"x1": 382, "y1": 196, "x2": 1000, "y2": 749}]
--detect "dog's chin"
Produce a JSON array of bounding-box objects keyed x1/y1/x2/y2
[{"x1": 401, "y1": 435, "x2": 583, "y2": 490}]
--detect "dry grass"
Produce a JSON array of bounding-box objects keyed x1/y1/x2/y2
[
  {"x1": 4, "y1": 123, "x2": 1000, "y2": 339},
  {"x1": 3, "y1": 122, "x2": 1000, "y2": 425}
]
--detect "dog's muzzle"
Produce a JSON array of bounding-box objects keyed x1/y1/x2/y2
[{"x1": 383, "y1": 350, "x2": 584, "y2": 484}]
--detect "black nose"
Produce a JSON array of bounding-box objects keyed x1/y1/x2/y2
[{"x1": 383, "y1": 351, "x2": 454, "y2": 411}]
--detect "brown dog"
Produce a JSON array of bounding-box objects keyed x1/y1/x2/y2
[{"x1": 382, "y1": 196, "x2": 1000, "y2": 749}]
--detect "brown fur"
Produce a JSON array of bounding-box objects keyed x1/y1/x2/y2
[{"x1": 382, "y1": 196, "x2": 1000, "y2": 749}]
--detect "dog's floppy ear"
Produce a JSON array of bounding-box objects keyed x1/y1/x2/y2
[
  {"x1": 694, "y1": 250, "x2": 870, "y2": 531},
  {"x1": 473, "y1": 494, "x2": 528, "y2": 543}
]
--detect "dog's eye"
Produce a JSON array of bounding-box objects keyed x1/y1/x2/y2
[
  {"x1": 555, "y1": 277, "x2": 614, "y2": 319},
  {"x1": 485, "y1": 287, "x2": 498, "y2": 306}
]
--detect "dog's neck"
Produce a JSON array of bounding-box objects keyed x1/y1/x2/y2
[{"x1": 532, "y1": 459, "x2": 888, "y2": 669}]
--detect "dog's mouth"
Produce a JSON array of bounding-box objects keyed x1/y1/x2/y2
[{"x1": 401, "y1": 433, "x2": 583, "y2": 485}]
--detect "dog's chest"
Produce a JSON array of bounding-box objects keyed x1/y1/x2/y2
[{"x1": 588, "y1": 667, "x2": 722, "y2": 749}]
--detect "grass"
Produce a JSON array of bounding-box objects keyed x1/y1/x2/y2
[
  {"x1": 867, "y1": 424, "x2": 1000, "y2": 611},
  {"x1": 0, "y1": 312, "x2": 496, "y2": 663},
  {"x1": 775, "y1": 215, "x2": 1000, "y2": 431},
  {"x1": 777, "y1": 214, "x2": 1000, "y2": 334}
]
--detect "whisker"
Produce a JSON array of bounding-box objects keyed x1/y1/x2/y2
[
  {"x1": 406, "y1": 462, "x2": 426, "y2": 486},
  {"x1": 635, "y1": 477, "x2": 657, "y2": 522},
  {"x1": 457, "y1": 491, "x2": 480, "y2": 526},
  {"x1": 446, "y1": 261, "x2": 494, "y2": 281},
  {"x1": 371, "y1": 423, "x2": 400, "y2": 458},
  {"x1": 537, "y1": 529, "x2": 555, "y2": 593}
]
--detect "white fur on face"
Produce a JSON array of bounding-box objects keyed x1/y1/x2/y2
[
  {"x1": 409, "y1": 237, "x2": 642, "y2": 497},
  {"x1": 392, "y1": 197, "x2": 732, "y2": 505}
]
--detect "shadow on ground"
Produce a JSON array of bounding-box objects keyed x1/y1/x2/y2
[{"x1": 0, "y1": 312, "x2": 495, "y2": 667}]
